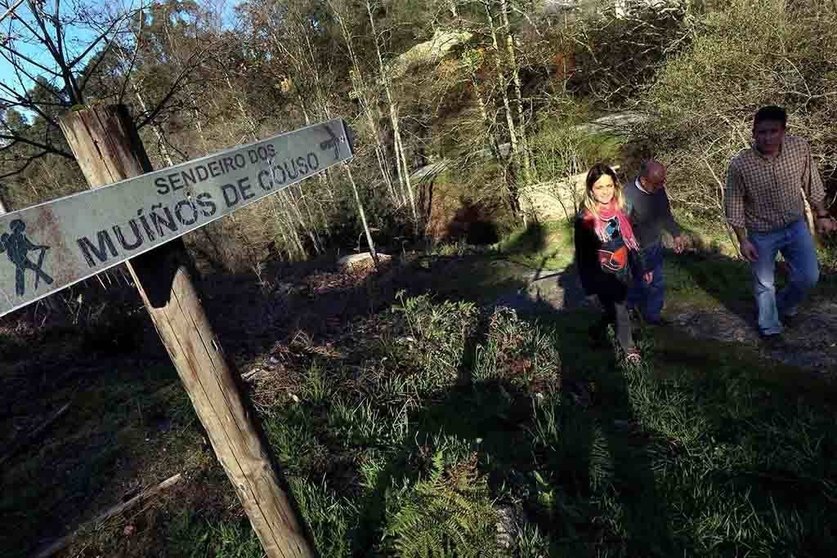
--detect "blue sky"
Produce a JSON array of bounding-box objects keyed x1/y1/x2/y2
[
  {"x1": 1, "y1": 0, "x2": 105, "y2": 96},
  {"x1": 0, "y1": 0, "x2": 239, "y2": 103}
]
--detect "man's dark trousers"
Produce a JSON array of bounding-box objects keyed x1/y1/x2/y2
[{"x1": 628, "y1": 242, "x2": 665, "y2": 322}]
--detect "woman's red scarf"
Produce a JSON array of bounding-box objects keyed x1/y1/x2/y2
[{"x1": 582, "y1": 200, "x2": 639, "y2": 251}]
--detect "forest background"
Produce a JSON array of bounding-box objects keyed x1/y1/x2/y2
[
  {"x1": 3, "y1": 0, "x2": 837, "y2": 556},
  {"x1": 5, "y1": 0, "x2": 836, "y2": 273}
]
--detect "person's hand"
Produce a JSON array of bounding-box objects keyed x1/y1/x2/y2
[
  {"x1": 673, "y1": 235, "x2": 685, "y2": 254},
  {"x1": 739, "y1": 238, "x2": 759, "y2": 262},
  {"x1": 815, "y1": 216, "x2": 837, "y2": 236},
  {"x1": 643, "y1": 270, "x2": 654, "y2": 284},
  {"x1": 584, "y1": 294, "x2": 598, "y2": 307}
]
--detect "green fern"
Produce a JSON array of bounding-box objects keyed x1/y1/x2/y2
[{"x1": 383, "y1": 452, "x2": 501, "y2": 557}]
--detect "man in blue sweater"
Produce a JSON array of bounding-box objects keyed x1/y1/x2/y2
[{"x1": 625, "y1": 160, "x2": 684, "y2": 325}]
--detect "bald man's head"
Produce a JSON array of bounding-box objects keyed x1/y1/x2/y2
[{"x1": 639, "y1": 160, "x2": 667, "y2": 192}]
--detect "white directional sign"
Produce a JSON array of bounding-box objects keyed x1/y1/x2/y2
[{"x1": 0, "y1": 119, "x2": 353, "y2": 318}]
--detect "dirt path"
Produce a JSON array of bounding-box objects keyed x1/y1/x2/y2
[
  {"x1": 668, "y1": 300, "x2": 837, "y2": 372},
  {"x1": 509, "y1": 268, "x2": 837, "y2": 373}
]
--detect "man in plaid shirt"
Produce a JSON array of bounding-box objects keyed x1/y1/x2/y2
[{"x1": 725, "y1": 105, "x2": 836, "y2": 338}]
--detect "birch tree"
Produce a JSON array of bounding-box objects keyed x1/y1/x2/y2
[{"x1": 364, "y1": 0, "x2": 419, "y2": 231}]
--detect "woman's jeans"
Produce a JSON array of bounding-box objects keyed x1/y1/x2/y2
[{"x1": 749, "y1": 219, "x2": 819, "y2": 335}]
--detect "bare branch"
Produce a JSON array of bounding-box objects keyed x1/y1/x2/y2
[
  {"x1": 117, "y1": 17, "x2": 143, "y2": 103},
  {"x1": 0, "y1": 85, "x2": 61, "y2": 130},
  {"x1": 0, "y1": 149, "x2": 53, "y2": 180},
  {"x1": 135, "y1": 54, "x2": 204, "y2": 129},
  {"x1": 54, "y1": 0, "x2": 65, "y2": 62},
  {"x1": 77, "y1": 37, "x2": 116, "y2": 92},
  {"x1": 0, "y1": 133, "x2": 72, "y2": 157},
  {"x1": 0, "y1": 41, "x2": 62, "y2": 77},
  {"x1": 26, "y1": 1, "x2": 63, "y2": 64},
  {"x1": 0, "y1": 0, "x2": 26, "y2": 23},
  {"x1": 68, "y1": 12, "x2": 127, "y2": 69},
  {"x1": 0, "y1": 80, "x2": 61, "y2": 127}
]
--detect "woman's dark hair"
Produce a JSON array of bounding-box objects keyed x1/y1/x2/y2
[
  {"x1": 583, "y1": 163, "x2": 624, "y2": 214},
  {"x1": 585, "y1": 163, "x2": 619, "y2": 191},
  {"x1": 753, "y1": 105, "x2": 787, "y2": 128}
]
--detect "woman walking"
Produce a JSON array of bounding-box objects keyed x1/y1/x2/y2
[{"x1": 574, "y1": 163, "x2": 651, "y2": 364}]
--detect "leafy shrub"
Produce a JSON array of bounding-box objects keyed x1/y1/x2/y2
[
  {"x1": 474, "y1": 307, "x2": 561, "y2": 394},
  {"x1": 643, "y1": 0, "x2": 837, "y2": 221},
  {"x1": 383, "y1": 451, "x2": 500, "y2": 558}
]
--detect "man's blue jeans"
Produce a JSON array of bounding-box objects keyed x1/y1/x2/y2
[
  {"x1": 628, "y1": 242, "x2": 665, "y2": 322},
  {"x1": 749, "y1": 219, "x2": 819, "y2": 335}
]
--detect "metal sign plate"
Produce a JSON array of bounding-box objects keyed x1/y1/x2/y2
[{"x1": 0, "y1": 119, "x2": 352, "y2": 318}]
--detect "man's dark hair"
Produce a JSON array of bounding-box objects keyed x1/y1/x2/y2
[
  {"x1": 753, "y1": 105, "x2": 787, "y2": 128},
  {"x1": 638, "y1": 159, "x2": 662, "y2": 178}
]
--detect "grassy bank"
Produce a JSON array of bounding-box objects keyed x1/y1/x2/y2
[{"x1": 2, "y1": 226, "x2": 836, "y2": 556}]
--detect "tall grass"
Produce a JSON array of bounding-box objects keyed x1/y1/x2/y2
[
  {"x1": 42, "y1": 292, "x2": 837, "y2": 556},
  {"x1": 252, "y1": 295, "x2": 836, "y2": 556}
]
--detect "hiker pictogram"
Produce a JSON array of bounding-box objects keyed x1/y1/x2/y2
[{"x1": 0, "y1": 219, "x2": 54, "y2": 296}]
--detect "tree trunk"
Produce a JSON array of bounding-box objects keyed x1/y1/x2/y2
[
  {"x1": 344, "y1": 165, "x2": 379, "y2": 264},
  {"x1": 467, "y1": 52, "x2": 504, "y2": 166},
  {"x1": 59, "y1": 104, "x2": 314, "y2": 558},
  {"x1": 500, "y1": 0, "x2": 534, "y2": 183},
  {"x1": 391, "y1": 102, "x2": 419, "y2": 232},
  {"x1": 485, "y1": 1, "x2": 522, "y2": 220},
  {"x1": 130, "y1": 78, "x2": 176, "y2": 167},
  {"x1": 331, "y1": 1, "x2": 398, "y2": 205},
  {"x1": 366, "y1": 0, "x2": 419, "y2": 229}
]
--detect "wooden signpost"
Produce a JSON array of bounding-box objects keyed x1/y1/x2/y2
[
  {"x1": 0, "y1": 111, "x2": 352, "y2": 318},
  {"x1": 2, "y1": 105, "x2": 354, "y2": 557}
]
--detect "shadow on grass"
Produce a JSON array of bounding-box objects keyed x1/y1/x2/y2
[
  {"x1": 6, "y1": 222, "x2": 837, "y2": 557},
  {"x1": 0, "y1": 357, "x2": 205, "y2": 558},
  {"x1": 0, "y1": 250, "x2": 531, "y2": 557},
  {"x1": 347, "y1": 286, "x2": 678, "y2": 555},
  {"x1": 267, "y1": 229, "x2": 837, "y2": 555},
  {"x1": 667, "y1": 249, "x2": 754, "y2": 318},
  {"x1": 666, "y1": 221, "x2": 837, "y2": 316}
]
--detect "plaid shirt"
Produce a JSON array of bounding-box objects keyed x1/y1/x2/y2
[{"x1": 725, "y1": 135, "x2": 825, "y2": 233}]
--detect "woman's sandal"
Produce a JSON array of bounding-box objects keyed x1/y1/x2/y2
[{"x1": 624, "y1": 348, "x2": 642, "y2": 365}]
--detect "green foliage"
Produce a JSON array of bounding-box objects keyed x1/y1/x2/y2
[
  {"x1": 563, "y1": 0, "x2": 691, "y2": 105},
  {"x1": 644, "y1": 0, "x2": 837, "y2": 220},
  {"x1": 474, "y1": 307, "x2": 561, "y2": 393},
  {"x1": 514, "y1": 522, "x2": 552, "y2": 558},
  {"x1": 390, "y1": 293, "x2": 481, "y2": 391},
  {"x1": 289, "y1": 478, "x2": 356, "y2": 557},
  {"x1": 382, "y1": 451, "x2": 500, "y2": 558},
  {"x1": 245, "y1": 295, "x2": 562, "y2": 556},
  {"x1": 263, "y1": 403, "x2": 329, "y2": 477},
  {"x1": 8, "y1": 278, "x2": 837, "y2": 557},
  {"x1": 499, "y1": 220, "x2": 575, "y2": 270},
  {"x1": 166, "y1": 512, "x2": 264, "y2": 558},
  {"x1": 530, "y1": 115, "x2": 624, "y2": 185}
]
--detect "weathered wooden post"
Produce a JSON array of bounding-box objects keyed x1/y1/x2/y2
[{"x1": 58, "y1": 105, "x2": 315, "y2": 558}]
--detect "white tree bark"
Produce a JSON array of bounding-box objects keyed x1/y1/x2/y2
[
  {"x1": 500, "y1": 0, "x2": 534, "y2": 183},
  {"x1": 344, "y1": 165, "x2": 379, "y2": 264},
  {"x1": 331, "y1": 3, "x2": 397, "y2": 204},
  {"x1": 366, "y1": 0, "x2": 419, "y2": 229},
  {"x1": 485, "y1": 2, "x2": 519, "y2": 167}
]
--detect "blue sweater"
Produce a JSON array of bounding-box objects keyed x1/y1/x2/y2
[{"x1": 624, "y1": 178, "x2": 681, "y2": 248}]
